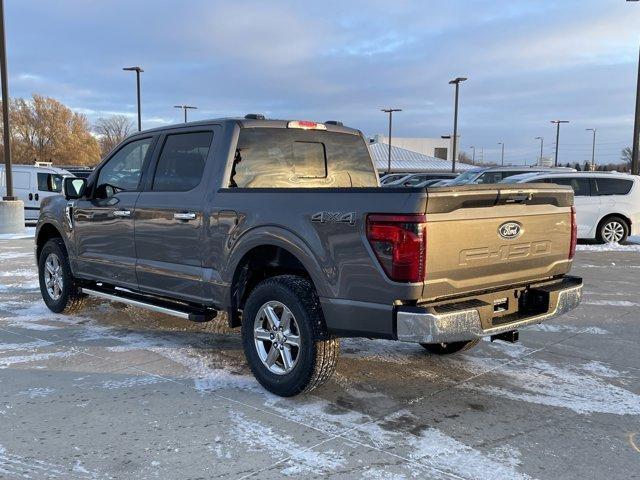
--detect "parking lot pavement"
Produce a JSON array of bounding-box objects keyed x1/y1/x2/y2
[{"x1": 1, "y1": 237, "x2": 639, "y2": 479}]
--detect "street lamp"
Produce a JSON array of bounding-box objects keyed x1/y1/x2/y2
[
  {"x1": 535, "y1": 137, "x2": 544, "y2": 166},
  {"x1": 449, "y1": 77, "x2": 467, "y2": 173},
  {"x1": 550, "y1": 120, "x2": 569, "y2": 167},
  {"x1": 174, "y1": 105, "x2": 197, "y2": 123},
  {"x1": 123, "y1": 66, "x2": 144, "y2": 131},
  {"x1": 586, "y1": 128, "x2": 597, "y2": 171},
  {"x1": 381, "y1": 108, "x2": 402, "y2": 174},
  {"x1": 469, "y1": 146, "x2": 476, "y2": 164},
  {"x1": 498, "y1": 142, "x2": 505, "y2": 166},
  {"x1": 628, "y1": 0, "x2": 639, "y2": 175}
]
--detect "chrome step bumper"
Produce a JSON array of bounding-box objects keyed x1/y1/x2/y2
[{"x1": 396, "y1": 277, "x2": 583, "y2": 344}]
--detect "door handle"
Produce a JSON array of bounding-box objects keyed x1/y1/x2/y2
[
  {"x1": 173, "y1": 212, "x2": 197, "y2": 221},
  {"x1": 28, "y1": 193, "x2": 33, "y2": 201},
  {"x1": 112, "y1": 209, "x2": 131, "y2": 217}
]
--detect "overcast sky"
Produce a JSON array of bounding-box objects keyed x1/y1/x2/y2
[{"x1": 6, "y1": 0, "x2": 640, "y2": 165}]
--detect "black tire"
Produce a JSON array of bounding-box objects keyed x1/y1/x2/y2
[
  {"x1": 596, "y1": 216, "x2": 629, "y2": 244},
  {"x1": 241, "y1": 275, "x2": 339, "y2": 397},
  {"x1": 38, "y1": 238, "x2": 86, "y2": 314},
  {"x1": 420, "y1": 339, "x2": 479, "y2": 355}
]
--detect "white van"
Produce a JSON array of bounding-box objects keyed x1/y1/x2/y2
[
  {"x1": 0, "y1": 164, "x2": 72, "y2": 223},
  {"x1": 502, "y1": 172, "x2": 640, "y2": 243}
]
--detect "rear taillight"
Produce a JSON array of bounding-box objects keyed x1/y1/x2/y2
[
  {"x1": 366, "y1": 214, "x2": 427, "y2": 283},
  {"x1": 569, "y1": 206, "x2": 577, "y2": 259}
]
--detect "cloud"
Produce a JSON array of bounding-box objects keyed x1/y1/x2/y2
[{"x1": 4, "y1": 0, "x2": 639, "y2": 164}]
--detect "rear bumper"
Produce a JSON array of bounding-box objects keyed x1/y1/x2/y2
[{"x1": 396, "y1": 276, "x2": 583, "y2": 344}]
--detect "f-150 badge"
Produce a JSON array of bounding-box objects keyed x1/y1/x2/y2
[{"x1": 311, "y1": 211, "x2": 356, "y2": 225}]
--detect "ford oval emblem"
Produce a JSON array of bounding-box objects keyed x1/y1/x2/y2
[{"x1": 499, "y1": 222, "x2": 522, "y2": 239}]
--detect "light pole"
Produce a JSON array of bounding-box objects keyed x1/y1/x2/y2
[
  {"x1": 469, "y1": 146, "x2": 476, "y2": 164},
  {"x1": 632, "y1": 45, "x2": 640, "y2": 174},
  {"x1": 381, "y1": 108, "x2": 401, "y2": 174},
  {"x1": 628, "y1": 1, "x2": 639, "y2": 174},
  {"x1": 123, "y1": 66, "x2": 143, "y2": 131},
  {"x1": 535, "y1": 137, "x2": 544, "y2": 166},
  {"x1": 586, "y1": 128, "x2": 597, "y2": 171},
  {"x1": 551, "y1": 120, "x2": 569, "y2": 167},
  {"x1": 498, "y1": 142, "x2": 505, "y2": 166},
  {"x1": 449, "y1": 77, "x2": 467, "y2": 173},
  {"x1": 174, "y1": 105, "x2": 197, "y2": 123},
  {"x1": 0, "y1": 0, "x2": 13, "y2": 200}
]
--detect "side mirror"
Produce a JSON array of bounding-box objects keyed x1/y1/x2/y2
[
  {"x1": 46, "y1": 174, "x2": 63, "y2": 193},
  {"x1": 63, "y1": 177, "x2": 87, "y2": 200}
]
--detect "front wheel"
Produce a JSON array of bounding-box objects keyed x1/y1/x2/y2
[
  {"x1": 597, "y1": 216, "x2": 628, "y2": 244},
  {"x1": 38, "y1": 238, "x2": 86, "y2": 314},
  {"x1": 420, "y1": 339, "x2": 479, "y2": 355},
  {"x1": 241, "y1": 275, "x2": 339, "y2": 397}
]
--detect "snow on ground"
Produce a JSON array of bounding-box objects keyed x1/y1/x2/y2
[
  {"x1": 454, "y1": 348, "x2": 640, "y2": 415},
  {"x1": 576, "y1": 241, "x2": 640, "y2": 252},
  {"x1": 0, "y1": 227, "x2": 36, "y2": 240}
]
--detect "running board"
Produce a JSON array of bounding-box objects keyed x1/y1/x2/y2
[{"x1": 80, "y1": 288, "x2": 215, "y2": 322}]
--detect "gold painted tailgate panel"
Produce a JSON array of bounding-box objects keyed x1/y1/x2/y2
[{"x1": 422, "y1": 185, "x2": 573, "y2": 301}]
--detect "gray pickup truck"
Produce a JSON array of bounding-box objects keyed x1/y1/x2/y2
[{"x1": 35, "y1": 116, "x2": 583, "y2": 396}]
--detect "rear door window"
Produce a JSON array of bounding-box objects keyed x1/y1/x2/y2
[
  {"x1": 592, "y1": 177, "x2": 633, "y2": 196},
  {"x1": 546, "y1": 177, "x2": 591, "y2": 196},
  {"x1": 152, "y1": 132, "x2": 213, "y2": 191},
  {"x1": 230, "y1": 128, "x2": 377, "y2": 188}
]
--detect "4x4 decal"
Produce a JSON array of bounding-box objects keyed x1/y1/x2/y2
[{"x1": 311, "y1": 211, "x2": 356, "y2": 225}]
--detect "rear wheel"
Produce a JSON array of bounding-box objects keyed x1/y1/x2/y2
[
  {"x1": 38, "y1": 238, "x2": 86, "y2": 314},
  {"x1": 420, "y1": 339, "x2": 479, "y2": 355},
  {"x1": 241, "y1": 275, "x2": 339, "y2": 397},
  {"x1": 597, "y1": 216, "x2": 628, "y2": 244}
]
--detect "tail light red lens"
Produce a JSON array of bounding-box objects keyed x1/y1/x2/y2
[
  {"x1": 366, "y1": 214, "x2": 427, "y2": 283},
  {"x1": 569, "y1": 206, "x2": 577, "y2": 259}
]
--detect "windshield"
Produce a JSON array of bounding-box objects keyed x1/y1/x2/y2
[{"x1": 447, "y1": 170, "x2": 481, "y2": 185}]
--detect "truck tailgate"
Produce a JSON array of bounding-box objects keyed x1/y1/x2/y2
[{"x1": 422, "y1": 183, "x2": 574, "y2": 301}]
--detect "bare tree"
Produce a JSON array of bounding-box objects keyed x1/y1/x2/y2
[
  {"x1": 621, "y1": 147, "x2": 632, "y2": 167},
  {"x1": 94, "y1": 115, "x2": 133, "y2": 157}
]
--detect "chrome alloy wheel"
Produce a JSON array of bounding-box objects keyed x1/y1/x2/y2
[
  {"x1": 253, "y1": 301, "x2": 301, "y2": 375},
  {"x1": 602, "y1": 220, "x2": 625, "y2": 243},
  {"x1": 44, "y1": 253, "x2": 64, "y2": 300}
]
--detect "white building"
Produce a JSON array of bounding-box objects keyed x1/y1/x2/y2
[
  {"x1": 372, "y1": 134, "x2": 457, "y2": 162},
  {"x1": 369, "y1": 141, "x2": 474, "y2": 173}
]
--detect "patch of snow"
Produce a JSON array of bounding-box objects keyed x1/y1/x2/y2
[
  {"x1": 582, "y1": 299, "x2": 639, "y2": 307},
  {"x1": 0, "y1": 339, "x2": 54, "y2": 352},
  {"x1": 0, "y1": 251, "x2": 33, "y2": 260},
  {"x1": 576, "y1": 242, "x2": 640, "y2": 252},
  {"x1": 231, "y1": 411, "x2": 346, "y2": 476},
  {"x1": 459, "y1": 355, "x2": 640, "y2": 415},
  {"x1": 526, "y1": 324, "x2": 609, "y2": 335},
  {"x1": 97, "y1": 375, "x2": 167, "y2": 390},
  {"x1": 17, "y1": 387, "x2": 55, "y2": 398},
  {"x1": 0, "y1": 351, "x2": 74, "y2": 368},
  {"x1": 0, "y1": 443, "x2": 98, "y2": 479},
  {"x1": 407, "y1": 427, "x2": 532, "y2": 480},
  {"x1": 577, "y1": 264, "x2": 640, "y2": 269},
  {"x1": 355, "y1": 410, "x2": 531, "y2": 479},
  {"x1": 0, "y1": 227, "x2": 35, "y2": 240}
]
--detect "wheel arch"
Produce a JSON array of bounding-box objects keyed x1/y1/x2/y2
[
  {"x1": 597, "y1": 213, "x2": 631, "y2": 232},
  {"x1": 596, "y1": 213, "x2": 631, "y2": 242},
  {"x1": 226, "y1": 233, "x2": 327, "y2": 328},
  {"x1": 36, "y1": 223, "x2": 64, "y2": 261}
]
